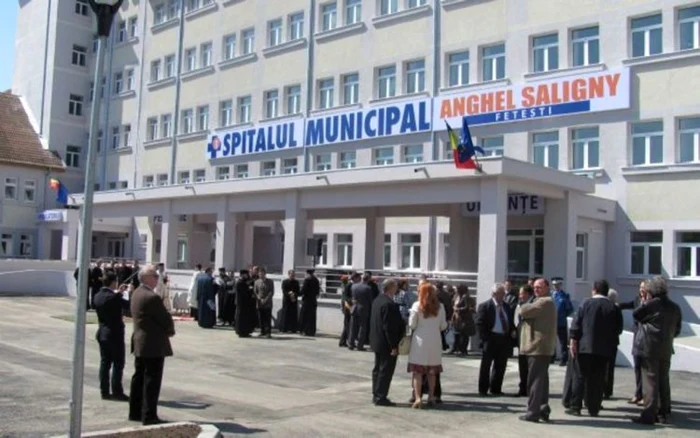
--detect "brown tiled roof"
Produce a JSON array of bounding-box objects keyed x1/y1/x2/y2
[{"x1": 0, "y1": 92, "x2": 65, "y2": 171}]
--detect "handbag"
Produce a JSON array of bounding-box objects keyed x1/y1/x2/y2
[{"x1": 398, "y1": 335, "x2": 412, "y2": 355}]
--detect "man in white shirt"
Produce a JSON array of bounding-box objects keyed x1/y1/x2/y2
[{"x1": 187, "y1": 264, "x2": 203, "y2": 320}]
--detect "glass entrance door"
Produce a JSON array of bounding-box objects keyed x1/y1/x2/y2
[{"x1": 507, "y1": 229, "x2": 543, "y2": 282}]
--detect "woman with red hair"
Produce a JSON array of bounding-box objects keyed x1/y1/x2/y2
[{"x1": 408, "y1": 282, "x2": 448, "y2": 408}]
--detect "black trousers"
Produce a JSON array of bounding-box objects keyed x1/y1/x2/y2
[
  {"x1": 633, "y1": 355, "x2": 643, "y2": 399},
  {"x1": 556, "y1": 325, "x2": 569, "y2": 364},
  {"x1": 518, "y1": 353, "x2": 529, "y2": 396},
  {"x1": 339, "y1": 312, "x2": 351, "y2": 346},
  {"x1": 190, "y1": 307, "x2": 198, "y2": 321},
  {"x1": 98, "y1": 338, "x2": 125, "y2": 396},
  {"x1": 562, "y1": 356, "x2": 579, "y2": 408},
  {"x1": 372, "y1": 352, "x2": 398, "y2": 402},
  {"x1": 604, "y1": 349, "x2": 616, "y2": 398},
  {"x1": 258, "y1": 308, "x2": 272, "y2": 335},
  {"x1": 571, "y1": 353, "x2": 607, "y2": 415},
  {"x1": 349, "y1": 313, "x2": 369, "y2": 348},
  {"x1": 640, "y1": 357, "x2": 672, "y2": 422},
  {"x1": 129, "y1": 357, "x2": 165, "y2": 423},
  {"x1": 478, "y1": 334, "x2": 510, "y2": 395}
]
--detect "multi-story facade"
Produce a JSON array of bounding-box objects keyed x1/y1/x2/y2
[{"x1": 12, "y1": 0, "x2": 700, "y2": 320}]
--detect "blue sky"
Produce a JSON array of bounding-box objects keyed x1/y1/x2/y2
[{"x1": 0, "y1": 1, "x2": 18, "y2": 91}]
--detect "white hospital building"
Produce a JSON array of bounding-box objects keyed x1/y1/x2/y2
[{"x1": 9, "y1": 0, "x2": 700, "y2": 317}]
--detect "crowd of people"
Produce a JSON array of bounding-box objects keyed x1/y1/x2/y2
[{"x1": 83, "y1": 258, "x2": 684, "y2": 427}]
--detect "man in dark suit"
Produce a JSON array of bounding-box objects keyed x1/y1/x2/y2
[
  {"x1": 129, "y1": 264, "x2": 175, "y2": 426},
  {"x1": 476, "y1": 283, "x2": 515, "y2": 396},
  {"x1": 567, "y1": 280, "x2": 623, "y2": 417},
  {"x1": 338, "y1": 273, "x2": 357, "y2": 347},
  {"x1": 369, "y1": 278, "x2": 405, "y2": 407},
  {"x1": 93, "y1": 271, "x2": 129, "y2": 401},
  {"x1": 90, "y1": 260, "x2": 104, "y2": 310},
  {"x1": 349, "y1": 273, "x2": 374, "y2": 351}
]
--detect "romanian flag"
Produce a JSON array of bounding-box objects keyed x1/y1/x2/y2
[
  {"x1": 446, "y1": 118, "x2": 485, "y2": 171},
  {"x1": 49, "y1": 178, "x2": 69, "y2": 205}
]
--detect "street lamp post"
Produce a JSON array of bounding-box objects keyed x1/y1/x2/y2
[{"x1": 69, "y1": 1, "x2": 123, "y2": 437}]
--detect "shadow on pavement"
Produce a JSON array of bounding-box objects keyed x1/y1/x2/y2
[
  {"x1": 210, "y1": 422, "x2": 267, "y2": 434},
  {"x1": 160, "y1": 400, "x2": 211, "y2": 410}
]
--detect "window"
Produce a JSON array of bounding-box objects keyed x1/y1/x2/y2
[
  {"x1": 400, "y1": 234, "x2": 421, "y2": 270},
  {"x1": 631, "y1": 121, "x2": 663, "y2": 166},
  {"x1": 283, "y1": 158, "x2": 298, "y2": 174},
  {"x1": 380, "y1": 0, "x2": 398, "y2": 15},
  {"x1": 572, "y1": 127, "x2": 600, "y2": 170},
  {"x1": 197, "y1": 105, "x2": 209, "y2": 131},
  {"x1": 289, "y1": 13, "x2": 304, "y2": 40},
  {"x1": 679, "y1": 117, "x2": 700, "y2": 163},
  {"x1": 118, "y1": 21, "x2": 127, "y2": 43},
  {"x1": 154, "y1": 3, "x2": 166, "y2": 24},
  {"x1": 286, "y1": 85, "x2": 301, "y2": 114},
  {"x1": 336, "y1": 234, "x2": 353, "y2": 267},
  {"x1": 157, "y1": 174, "x2": 169, "y2": 187},
  {"x1": 151, "y1": 60, "x2": 161, "y2": 82},
  {"x1": 314, "y1": 234, "x2": 328, "y2": 265},
  {"x1": 108, "y1": 181, "x2": 117, "y2": 190},
  {"x1": 90, "y1": 82, "x2": 94, "y2": 102},
  {"x1": 242, "y1": 28, "x2": 255, "y2": 55},
  {"x1": 181, "y1": 109, "x2": 194, "y2": 134},
  {"x1": 677, "y1": 232, "x2": 700, "y2": 277},
  {"x1": 481, "y1": 136, "x2": 504, "y2": 156},
  {"x1": 374, "y1": 147, "x2": 394, "y2": 166},
  {"x1": 405, "y1": 60, "x2": 425, "y2": 94},
  {"x1": 4, "y1": 177, "x2": 17, "y2": 200},
  {"x1": 443, "y1": 139, "x2": 453, "y2": 160},
  {"x1": 345, "y1": 0, "x2": 361, "y2": 25},
  {"x1": 377, "y1": 65, "x2": 396, "y2": 98},
  {"x1": 126, "y1": 69, "x2": 134, "y2": 90},
  {"x1": 194, "y1": 169, "x2": 206, "y2": 182},
  {"x1": 319, "y1": 78, "x2": 334, "y2": 109},
  {"x1": 220, "y1": 100, "x2": 233, "y2": 126},
  {"x1": 92, "y1": 34, "x2": 98, "y2": 53},
  {"x1": 572, "y1": 26, "x2": 600, "y2": 67},
  {"x1": 630, "y1": 231, "x2": 662, "y2": 275},
  {"x1": 178, "y1": 170, "x2": 191, "y2": 184},
  {"x1": 262, "y1": 161, "x2": 277, "y2": 176},
  {"x1": 123, "y1": 124, "x2": 131, "y2": 148},
  {"x1": 19, "y1": 234, "x2": 33, "y2": 257},
  {"x1": 268, "y1": 19, "x2": 283, "y2": 46},
  {"x1": 167, "y1": 0, "x2": 179, "y2": 20},
  {"x1": 408, "y1": 0, "x2": 427, "y2": 7},
  {"x1": 532, "y1": 131, "x2": 559, "y2": 169},
  {"x1": 113, "y1": 72, "x2": 123, "y2": 94},
  {"x1": 441, "y1": 233, "x2": 450, "y2": 270},
  {"x1": 111, "y1": 126, "x2": 120, "y2": 149},
  {"x1": 216, "y1": 166, "x2": 230, "y2": 180},
  {"x1": 185, "y1": 0, "x2": 199, "y2": 13},
  {"x1": 322, "y1": 3, "x2": 337, "y2": 31},
  {"x1": 65, "y1": 145, "x2": 81, "y2": 168},
  {"x1": 402, "y1": 145, "x2": 423, "y2": 163},
  {"x1": 185, "y1": 48, "x2": 197, "y2": 72},
  {"x1": 342, "y1": 73, "x2": 359, "y2": 105},
  {"x1": 96, "y1": 130, "x2": 103, "y2": 151},
  {"x1": 75, "y1": 0, "x2": 89, "y2": 16},
  {"x1": 223, "y1": 34, "x2": 236, "y2": 60},
  {"x1": 143, "y1": 175, "x2": 154, "y2": 188},
  {"x1": 507, "y1": 229, "x2": 544, "y2": 276},
  {"x1": 71, "y1": 45, "x2": 87, "y2": 66},
  {"x1": 161, "y1": 113, "x2": 172, "y2": 137},
  {"x1": 235, "y1": 164, "x2": 249, "y2": 178},
  {"x1": 68, "y1": 94, "x2": 83, "y2": 116},
  {"x1": 0, "y1": 234, "x2": 12, "y2": 257},
  {"x1": 148, "y1": 117, "x2": 158, "y2": 140},
  {"x1": 680, "y1": 6, "x2": 700, "y2": 50},
  {"x1": 265, "y1": 90, "x2": 279, "y2": 119},
  {"x1": 340, "y1": 151, "x2": 356, "y2": 168},
  {"x1": 631, "y1": 14, "x2": 662, "y2": 58},
  {"x1": 532, "y1": 33, "x2": 559, "y2": 73},
  {"x1": 160, "y1": 55, "x2": 173, "y2": 79},
  {"x1": 482, "y1": 43, "x2": 505, "y2": 81},
  {"x1": 238, "y1": 96, "x2": 252, "y2": 123},
  {"x1": 100, "y1": 77, "x2": 106, "y2": 98},
  {"x1": 448, "y1": 51, "x2": 469, "y2": 87},
  {"x1": 575, "y1": 233, "x2": 587, "y2": 280},
  {"x1": 383, "y1": 234, "x2": 392, "y2": 268},
  {"x1": 129, "y1": 16, "x2": 138, "y2": 38},
  {"x1": 316, "y1": 153, "x2": 332, "y2": 171},
  {"x1": 200, "y1": 43, "x2": 212, "y2": 67}
]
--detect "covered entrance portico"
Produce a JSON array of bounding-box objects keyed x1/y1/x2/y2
[{"x1": 75, "y1": 157, "x2": 615, "y2": 304}]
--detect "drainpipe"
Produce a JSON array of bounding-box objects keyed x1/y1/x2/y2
[
  {"x1": 100, "y1": 28, "x2": 116, "y2": 190},
  {"x1": 132, "y1": 1, "x2": 149, "y2": 188},
  {"x1": 39, "y1": 0, "x2": 53, "y2": 136},
  {"x1": 303, "y1": 0, "x2": 316, "y2": 173},
  {"x1": 169, "y1": 3, "x2": 187, "y2": 185},
  {"x1": 427, "y1": 2, "x2": 441, "y2": 271}
]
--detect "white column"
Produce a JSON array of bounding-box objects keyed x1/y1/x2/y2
[
  {"x1": 477, "y1": 178, "x2": 508, "y2": 304},
  {"x1": 283, "y1": 192, "x2": 309, "y2": 273},
  {"x1": 215, "y1": 199, "x2": 236, "y2": 270},
  {"x1": 37, "y1": 226, "x2": 52, "y2": 259},
  {"x1": 61, "y1": 220, "x2": 79, "y2": 261},
  {"x1": 160, "y1": 202, "x2": 179, "y2": 269},
  {"x1": 426, "y1": 216, "x2": 437, "y2": 272},
  {"x1": 145, "y1": 219, "x2": 157, "y2": 264},
  {"x1": 448, "y1": 204, "x2": 466, "y2": 271},
  {"x1": 543, "y1": 191, "x2": 577, "y2": 297},
  {"x1": 235, "y1": 217, "x2": 254, "y2": 269},
  {"x1": 326, "y1": 232, "x2": 337, "y2": 267},
  {"x1": 363, "y1": 209, "x2": 385, "y2": 270}
]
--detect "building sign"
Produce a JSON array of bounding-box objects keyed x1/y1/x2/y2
[
  {"x1": 207, "y1": 119, "x2": 304, "y2": 160},
  {"x1": 461, "y1": 194, "x2": 544, "y2": 216},
  {"x1": 37, "y1": 210, "x2": 64, "y2": 222},
  {"x1": 152, "y1": 215, "x2": 188, "y2": 223},
  {"x1": 435, "y1": 68, "x2": 630, "y2": 129},
  {"x1": 304, "y1": 99, "x2": 431, "y2": 147}
]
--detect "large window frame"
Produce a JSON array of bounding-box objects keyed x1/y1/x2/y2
[
  {"x1": 447, "y1": 51, "x2": 469, "y2": 87},
  {"x1": 377, "y1": 65, "x2": 396, "y2": 99},
  {"x1": 630, "y1": 231, "x2": 663, "y2": 276},
  {"x1": 532, "y1": 33, "x2": 559, "y2": 73},
  {"x1": 399, "y1": 234, "x2": 421, "y2": 270},
  {"x1": 571, "y1": 26, "x2": 600, "y2": 67},
  {"x1": 679, "y1": 6, "x2": 700, "y2": 50},
  {"x1": 631, "y1": 14, "x2": 662, "y2": 58},
  {"x1": 532, "y1": 131, "x2": 559, "y2": 169},
  {"x1": 679, "y1": 117, "x2": 700, "y2": 163},
  {"x1": 335, "y1": 233, "x2": 353, "y2": 267},
  {"x1": 676, "y1": 232, "x2": 700, "y2": 278},
  {"x1": 571, "y1": 127, "x2": 600, "y2": 170},
  {"x1": 481, "y1": 43, "x2": 505, "y2": 82},
  {"x1": 631, "y1": 121, "x2": 663, "y2": 166}
]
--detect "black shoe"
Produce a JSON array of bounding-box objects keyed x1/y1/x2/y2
[
  {"x1": 517, "y1": 391, "x2": 527, "y2": 397},
  {"x1": 101, "y1": 394, "x2": 111, "y2": 400},
  {"x1": 339, "y1": 342, "x2": 348, "y2": 348},
  {"x1": 565, "y1": 408, "x2": 581, "y2": 416},
  {"x1": 348, "y1": 346, "x2": 356, "y2": 351},
  {"x1": 490, "y1": 391, "x2": 504, "y2": 396},
  {"x1": 519, "y1": 415, "x2": 539, "y2": 423},
  {"x1": 111, "y1": 393, "x2": 129, "y2": 402},
  {"x1": 128, "y1": 415, "x2": 141, "y2": 422},
  {"x1": 589, "y1": 411, "x2": 599, "y2": 417},
  {"x1": 658, "y1": 415, "x2": 669, "y2": 424},
  {"x1": 478, "y1": 392, "x2": 489, "y2": 397},
  {"x1": 631, "y1": 417, "x2": 655, "y2": 425},
  {"x1": 374, "y1": 398, "x2": 397, "y2": 407},
  {"x1": 357, "y1": 347, "x2": 367, "y2": 352},
  {"x1": 143, "y1": 417, "x2": 167, "y2": 426},
  {"x1": 540, "y1": 405, "x2": 551, "y2": 423},
  {"x1": 435, "y1": 398, "x2": 443, "y2": 405}
]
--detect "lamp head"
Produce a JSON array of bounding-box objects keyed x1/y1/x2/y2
[{"x1": 92, "y1": 0, "x2": 121, "y2": 5}]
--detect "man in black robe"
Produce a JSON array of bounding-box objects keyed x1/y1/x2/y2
[
  {"x1": 196, "y1": 268, "x2": 217, "y2": 329},
  {"x1": 90, "y1": 260, "x2": 104, "y2": 310},
  {"x1": 220, "y1": 269, "x2": 236, "y2": 327},
  {"x1": 280, "y1": 270, "x2": 300, "y2": 333},
  {"x1": 235, "y1": 270, "x2": 255, "y2": 337},
  {"x1": 299, "y1": 269, "x2": 321, "y2": 336}
]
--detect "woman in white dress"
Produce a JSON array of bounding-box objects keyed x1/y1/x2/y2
[{"x1": 408, "y1": 283, "x2": 448, "y2": 409}]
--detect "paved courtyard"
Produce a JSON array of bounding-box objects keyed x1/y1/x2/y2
[{"x1": 0, "y1": 297, "x2": 698, "y2": 438}]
